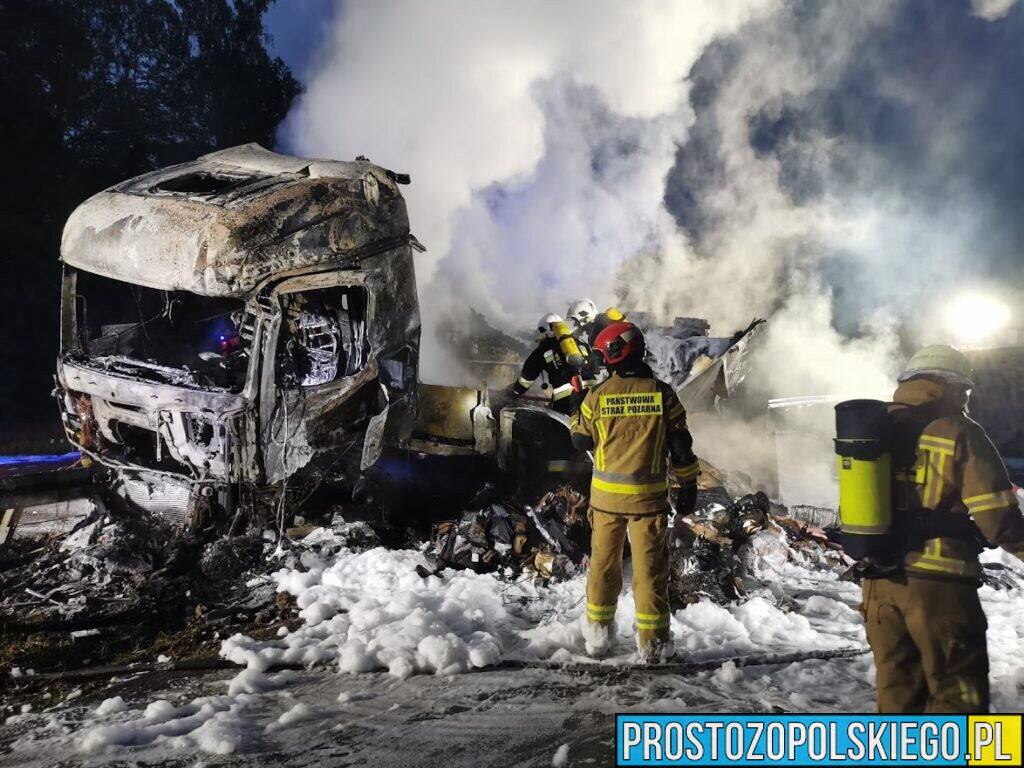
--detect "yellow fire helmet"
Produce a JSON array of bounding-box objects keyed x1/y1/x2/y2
[{"x1": 898, "y1": 344, "x2": 974, "y2": 386}]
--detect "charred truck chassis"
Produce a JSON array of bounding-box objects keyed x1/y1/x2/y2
[{"x1": 55, "y1": 144, "x2": 579, "y2": 531}]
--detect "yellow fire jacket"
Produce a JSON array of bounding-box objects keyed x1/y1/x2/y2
[
  {"x1": 890, "y1": 378, "x2": 1024, "y2": 580},
  {"x1": 571, "y1": 368, "x2": 698, "y2": 515}
]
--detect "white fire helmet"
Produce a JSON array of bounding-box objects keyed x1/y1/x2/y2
[
  {"x1": 567, "y1": 299, "x2": 598, "y2": 330},
  {"x1": 537, "y1": 313, "x2": 563, "y2": 338}
]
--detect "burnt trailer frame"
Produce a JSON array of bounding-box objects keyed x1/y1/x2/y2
[{"x1": 55, "y1": 144, "x2": 426, "y2": 526}]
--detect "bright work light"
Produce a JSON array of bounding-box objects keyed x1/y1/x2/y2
[{"x1": 945, "y1": 292, "x2": 1011, "y2": 345}]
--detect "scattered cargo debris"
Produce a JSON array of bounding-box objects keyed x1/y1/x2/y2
[
  {"x1": 417, "y1": 475, "x2": 854, "y2": 614},
  {"x1": 638, "y1": 316, "x2": 765, "y2": 410},
  {"x1": 667, "y1": 490, "x2": 853, "y2": 607},
  {"x1": 3, "y1": 450, "x2": 1017, "y2": 703},
  {"x1": 421, "y1": 486, "x2": 589, "y2": 582}
]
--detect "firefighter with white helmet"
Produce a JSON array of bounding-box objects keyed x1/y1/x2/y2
[
  {"x1": 567, "y1": 299, "x2": 628, "y2": 347},
  {"x1": 570, "y1": 321, "x2": 700, "y2": 661},
  {"x1": 566, "y1": 298, "x2": 602, "y2": 401},
  {"x1": 567, "y1": 299, "x2": 598, "y2": 334},
  {"x1": 510, "y1": 313, "x2": 582, "y2": 415}
]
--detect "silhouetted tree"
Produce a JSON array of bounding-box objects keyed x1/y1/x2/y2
[{"x1": 0, "y1": 0, "x2": 300, "y2": 449}]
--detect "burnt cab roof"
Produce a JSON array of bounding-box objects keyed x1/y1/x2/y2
[{"x1": 61, "y1": 144, "x2": 414, "y2": 297}]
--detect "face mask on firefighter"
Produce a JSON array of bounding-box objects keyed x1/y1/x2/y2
[{"x1": 604, "y1": 338, "x2": 624, "y2": 361}]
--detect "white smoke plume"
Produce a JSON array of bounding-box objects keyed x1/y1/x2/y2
[
  {"x1": 971, "y1": 0, "x2": 1018, "y2": 21},
  {"x1": 622, "y1": 0, "x2": 908, "y2": 400},
  {"x1": 278, "y1": 0, "x2": 1013, "y2": 494},
  {"x1": 280, "y1": 0, "x2": 777, "y2": 381}
]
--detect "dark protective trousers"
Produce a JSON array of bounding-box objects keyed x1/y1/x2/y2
[
  {"x1": 586, "y1": 509, "x2": 670, "y2": 654},
  {"x1": 861, "y1": 576, "x2": 989, "y2": 713}
]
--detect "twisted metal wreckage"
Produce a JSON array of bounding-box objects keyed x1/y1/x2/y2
[{"x1": 50, "y1": 143, "x2": 762, "y2": 537}]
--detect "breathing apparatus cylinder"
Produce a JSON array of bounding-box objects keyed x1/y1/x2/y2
[
  {"x1": 835, "y1": 399, "x2": 893, "y2": 560},
  {"x1": 550, "y1": 319, "x2": 585, "y2": 368}
]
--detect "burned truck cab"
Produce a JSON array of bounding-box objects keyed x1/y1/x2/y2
[{"x1": 56, "y1": 144, "x2": 422, "y2": 527}]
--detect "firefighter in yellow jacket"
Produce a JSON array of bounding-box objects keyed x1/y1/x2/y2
[
  {"x1": 863, "y1": 345, "x2": 1024, "y2": 713},
  {"x1": 570, "y1": 321, "x2": 699, "y2": 661}
]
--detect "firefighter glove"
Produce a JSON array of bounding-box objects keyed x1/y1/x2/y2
[{"x1": 675, "y1": 483, "x2": 698, "y2": 516}]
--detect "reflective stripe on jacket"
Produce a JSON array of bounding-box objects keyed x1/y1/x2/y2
[
  {"x1": 512, "y1": 338, "x2": 574, "y2": 395},
  {"x1": 890, "y1": 378, "x2": 1024, "y2": 580},
  {"x1": 571, "y1": 371, "x2": 691, "y2": 515}
]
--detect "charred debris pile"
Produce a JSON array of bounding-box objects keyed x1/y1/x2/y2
[
  {"x1": 5, "y1": 456, "x2": 1020, "y2": 697},
  {"x1": 1, "y1": 468, "x2": 846, "y2": 679},
  {"x1": 418, "y1": 479, "x2": 854, "y2": 608},
  {"x1": 0, "y1": 498, "x2": 388, "y2": 694}
]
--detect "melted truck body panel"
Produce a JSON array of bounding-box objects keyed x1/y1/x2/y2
[
  {"x1": 56, "y1": 145, "x2": 423, "y2": 526},
  {"x1": 61, "y1": 143, "x2": 412, "y2": 297}
]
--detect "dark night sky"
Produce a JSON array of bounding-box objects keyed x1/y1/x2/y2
[{"x1": 262, "y1": 0, "x2": 338, "y2": 83}]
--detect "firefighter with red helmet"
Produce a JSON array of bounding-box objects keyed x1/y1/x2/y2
[{"x1": 570, "y1": 321, "x2": 699, "y2": 661}]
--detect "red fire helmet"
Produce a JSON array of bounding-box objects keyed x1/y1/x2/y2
[{"x1": 593, "y1": 321, "x2": 645, "y2": 365}]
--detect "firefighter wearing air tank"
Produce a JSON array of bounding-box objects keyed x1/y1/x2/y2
[
  {"x1": 564, "y1": 298, "x2": 627, "y2": 411},
  {"x1": 570, "y1": 321, "x2": 700, "y2": 661},
  {"x1": 566, "y1": 298, "x2": 628, "y2": 347},
  {"x1": 836, "y1": 345, "x2": 1024, "y2": 713},
  {"x1": 511, "y1": 313, "x2": 591, "y2": 415},
  {"x1": 566, "y1": 298, "x2": 604, "y2": 408}
]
